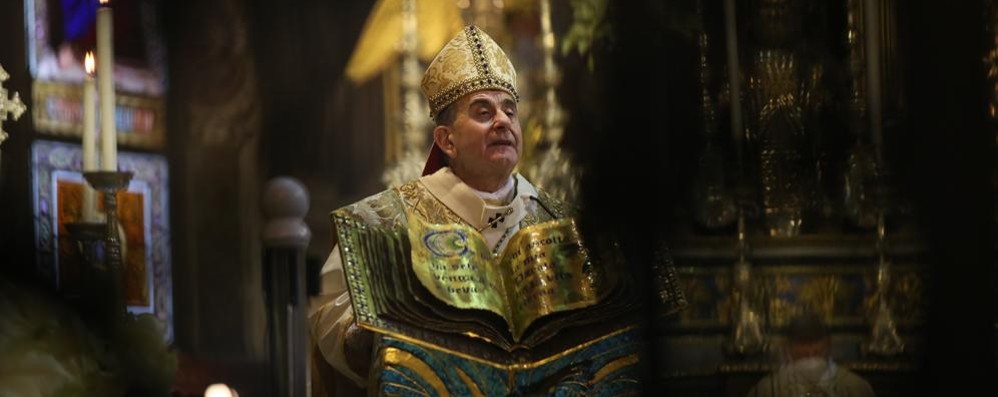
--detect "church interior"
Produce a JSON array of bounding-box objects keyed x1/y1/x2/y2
[{"x1": 0, "y1": 0, "x2": 994, "y2": 396}]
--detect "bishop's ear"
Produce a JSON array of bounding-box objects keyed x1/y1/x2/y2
[{"x1": 433, "y1": 125, "x2": 457, "y2": 158}]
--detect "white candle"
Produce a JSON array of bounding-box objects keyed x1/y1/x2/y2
[
  {"x1": 97, "y1": 0, "x2": 117, "y2": 171},
  {"x1": 83, "y1": 52, "x2": 98, "y2": 222}
]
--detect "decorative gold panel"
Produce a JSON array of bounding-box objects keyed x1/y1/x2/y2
[{"x1": 667, "y1": 264, "x2": 925, "y2": 330}]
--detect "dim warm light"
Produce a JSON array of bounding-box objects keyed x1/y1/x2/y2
[
  {"x1": 84, "y1": 52, "x2": 95, "y2": 75},
  {"x1": 204, "y1": 384, "x2": 238, "y2": 397},
  {"x1": 99, "y1": 0, "x2": 109, "y2": 4}
]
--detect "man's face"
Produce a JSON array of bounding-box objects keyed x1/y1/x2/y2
[
  {"x1": 788, "y1": 338, "x2": 831, "y2": 361},
  {"x1": 437, "y1": 90, "x2": 521, "y2": 181}
]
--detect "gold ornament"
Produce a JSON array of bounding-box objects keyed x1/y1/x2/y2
[
  {"x1": 0, "y1": 64, "x2": 27, "y2": 148},
  {"x1": 421, "y1": 25, "x2": 519, "y2": 118}
]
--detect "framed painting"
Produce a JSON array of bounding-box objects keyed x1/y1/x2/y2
[
  {"x1": 26, "y1": 0, "x2": 166, "y2": 148},
  {"x1": 32, "y1": 139, "x2": 173, "y2": 339}
]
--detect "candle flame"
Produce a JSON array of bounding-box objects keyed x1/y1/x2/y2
[
  {"x1": 85, "y1": 52, "x2": 95, "y2": 75},
  {"x1": 99, "y1": 0, "x2": 109, "y2": 4}
]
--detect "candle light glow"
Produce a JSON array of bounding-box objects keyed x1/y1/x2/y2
[{"x1": 84, "y1": 52, "x2": 95, "y2": 75}]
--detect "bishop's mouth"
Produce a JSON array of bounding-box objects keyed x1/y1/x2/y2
[{"x1": 488, "y1": 139, "x2": 515, "y2": 147}]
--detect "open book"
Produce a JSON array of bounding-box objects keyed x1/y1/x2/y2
[
  {"x1": 333, "y1": 210, "x2": 636, "y2": 364},
  {"x1": 407, "y1": 212, "x2": 602, "y2": 340}
]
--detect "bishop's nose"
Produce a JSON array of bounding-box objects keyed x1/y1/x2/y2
[{"x1": 493, "y1": 110, "x2": 512, "y2": 132}]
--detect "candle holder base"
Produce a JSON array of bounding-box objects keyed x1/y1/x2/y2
[{"x1": 85, "y1": 170, "x2": 133, "y2": 191}]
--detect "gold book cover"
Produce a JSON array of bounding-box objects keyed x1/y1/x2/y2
[{"x1": 333, "y1": 211, "x2": 634, "y2": 365}]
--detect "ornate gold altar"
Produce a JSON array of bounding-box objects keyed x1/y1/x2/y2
[{"x1": 657, "y1": 0, "x2": 925, "y2": 394}]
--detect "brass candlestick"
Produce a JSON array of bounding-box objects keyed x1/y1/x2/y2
[
  {"x1": 726, "y1": 214, "x2": 766, "y2": 356},
  {"x1": 864, "y1": 213, "x2": 904, "y2": 356},
  {"x1": 84, "y1": 170, "x2": 133, "y2": 323}
]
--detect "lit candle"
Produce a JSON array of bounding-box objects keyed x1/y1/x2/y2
[
  {"x1": 83, "y1": 52, "x2": 98, "y2": 222},
  {"x1": 97, "y1": 0, "x2": 117, "y2": 171}
]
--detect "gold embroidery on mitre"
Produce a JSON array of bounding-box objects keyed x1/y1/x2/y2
[{"x1": 421, "y1": 25, "x2": 519, "y2": 118}]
